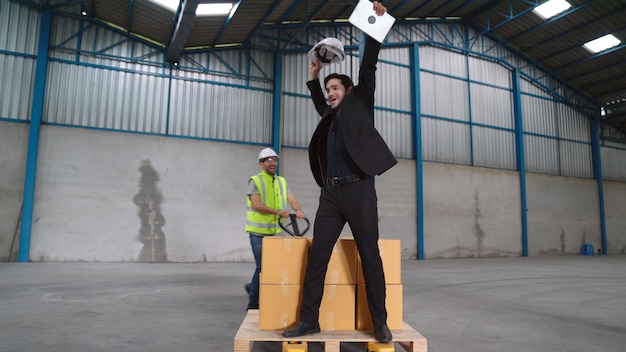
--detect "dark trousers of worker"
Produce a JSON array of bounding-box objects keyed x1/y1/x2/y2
[{"x1": 299, "y1": 178, "x2": 388, "y2": 328}]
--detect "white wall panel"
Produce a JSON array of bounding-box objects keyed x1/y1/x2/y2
[
  {"x1": 420, "y1": 72, "x2": 469, "y2": 121},
  {"x1": 0, "y1": 1, "x2": 39, "y2": 121},
  {"x1": 282, "y1": 95, "x2": 318, "y2": 148},
  {"x1": 419, "y1": 46, "x2": 467, "y2": 78},
  {"x1": 560, "y1": 141, "x2": 592, "y2": 178},
  {"x1": 377, "y1": 49, "x2": 411, "y2": 112},
  {"x1": 522, "y1": 95, "x2": 556, "y2": 135},
  {"x1": 520, "y1": 78, "x2": 551, "y2": 98},
  {"x1": 0, "y1": 0, "x2": 39, "y2": 54},
  {"x1": 473, "y1": 127, "x2": 516, "y2": 170},
  {"x1": 282, "y1": 52, "x2": 312, "y2": 95},
  {"x1": 169, "y1": 80, "x2": 271, "y2": 143},
  {"x1": 524, "y1": 135, "x2": 559, "y2": 175},
  {"x1": 422, "y1": 117, "x2": 471, "y2": 164},
  {"x1": 0, "y1": 54, "x2": 35, "y2": 120},
  {"x1": 470, "y1": 83, "x2": 513, "y2": 128},
  {"x1": 468, "y1": 56, "x2": 511, "y2": 88},
  {"x1": 557, "y1": 102, "x2": 590, "y2": 143},
  {"x1": 601, "y1": 147, "x2": 626, "y2": 181},
  {"x1": 45, "y1": 62, "x2": 169, "y2": 133}
]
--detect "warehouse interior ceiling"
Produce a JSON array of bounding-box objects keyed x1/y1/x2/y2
[{"x1": 16, "y1": 0, "x2": 626, "y2": 132}]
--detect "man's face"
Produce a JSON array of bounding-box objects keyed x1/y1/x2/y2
[
  {"x1": 325, "y1": 78, "x2": 351, "y2": 109},
  {"x1": 260, "y1": 157, "x2": 278, "y2": 175}
]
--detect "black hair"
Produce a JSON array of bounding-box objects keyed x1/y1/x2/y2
[{"x1": 324, "y1": 73, "x2": 354, "y2": 90}]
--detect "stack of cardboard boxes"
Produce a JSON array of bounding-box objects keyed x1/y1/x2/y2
[{"x1": 259, "y1": 236, "x2": 402, "y2": 331}]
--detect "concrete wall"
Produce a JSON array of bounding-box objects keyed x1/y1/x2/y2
[
  {"x1": 605, "y1": 181, "x2": 626, "y2": 254},
  {"x1": 3, "y1": 122, "x2": 626, "y2": 262},
  {"x1": 423, "y1": 162, "x2": 523, "y2": 259},
  {"x1": 526, "y1": 174, "x2": 601, "y2": 256},
  {"x1": 0, "y1": 122, "x2": 29, "y2": 262},
  {"x1": 29, "y1": 125, "x2": 260, "y2": 262}
]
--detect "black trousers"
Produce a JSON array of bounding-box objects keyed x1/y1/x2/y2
[{"x1": 299, "y1": 178, "x2": 387, "y2": 328}]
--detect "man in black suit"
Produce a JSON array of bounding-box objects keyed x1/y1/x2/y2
[{"x1": 282, "y1": 1, "x2": 397, "y2": 343}]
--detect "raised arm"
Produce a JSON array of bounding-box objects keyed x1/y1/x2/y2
[
  {"x1": 356, "y1": 1, "x2": 386, "y2": 110},
  {"x1": 307, "y1": 58, "x2": 329, "y2": 117}
]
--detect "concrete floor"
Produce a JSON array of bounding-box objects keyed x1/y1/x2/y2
[{"x1": 1, "y1": 256, "x2": 625, "y2": 352}]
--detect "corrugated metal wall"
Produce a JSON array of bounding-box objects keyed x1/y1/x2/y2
[
  {"x1": 602, "y1": 146, "x2": 626, "y2": 181},
  {"x1": 521, "y1": 78, "x2": 593, "y2": 177},
  {"x1": 169, "y1": 79, "x2": 272, "y2": 142},
  {"x1": 420, "y1": 46, "x2": 517, "y2": 170},
  {"x1": 0, "y1": 1, "x2": 39, "y2": 54},
  {"x1": 0, "y1": 1, "x2": 39, "y2": 120},
  {"x1": 376, "y1": 46, "x2": 412, "y2": 159},
  {"x1": 42, "y1": 12, "x2": 275, "y2": 143},
  {"x1": 422, "y1": 117, "x2": 471, "y2": 164},
  {"x1": 45, "y1": 62, "x2": 169, "y2": 133}
]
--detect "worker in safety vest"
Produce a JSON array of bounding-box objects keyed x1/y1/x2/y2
[{"x1": 245, "y1": 147, "x2": 306, "y2": 310}]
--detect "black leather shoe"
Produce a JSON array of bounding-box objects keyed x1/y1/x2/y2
[
  {"x1": 282, "y1": 321, "x2": 321, "y2": 338},
  {"x1": 374, "y1": 324, "x2": 392, "y2": 343},
  {"x1": 246, "y1": 303, "x2": 258, "y2": 310}
]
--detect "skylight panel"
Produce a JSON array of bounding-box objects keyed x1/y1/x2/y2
[
  {"x1": 533, "y1": 0, "x2": 571, "y2": 19},
  {"x1": 196, "y1": 3, "x2": 233, "y2": 16},
  {"x1": 151, "y1": 0, "x2": 179, "y2": 11},
  {"x1": 584, "y1": 34, "x2": 621, "y2": 53}
]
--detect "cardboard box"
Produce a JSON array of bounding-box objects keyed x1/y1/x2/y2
[
  {"x1": 308, "y1": 237, "x2": 358, "y2": 285},
  {"x1": 261, "y1": 236, "x2": 309, "y2": 285},
  {"x1": 357, "y1": 239, "x2": 401, "y2": 285},
  {"x1": 355, "y1": 284, "x2": 403, "y2": 330},
  {"x1": 260, "y1": 284, "x2": 356, "y2": 331},
  {"x1": 319, "y1": 284, "x2": 356, "y2": 331},
  {"x1": 259, "y1": 284, "x2": 302, "y2": 330}
]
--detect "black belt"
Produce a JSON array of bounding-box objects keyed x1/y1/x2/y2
[{"x1": 326, "y1": 175, "x2": 368, "y2": 187}]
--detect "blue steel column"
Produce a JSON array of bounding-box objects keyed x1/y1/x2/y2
[
  {"x1": 272, "y1": 51, "x2": 282, "y2": 174},
  {"x1": 412, "y1": 43, "x2": 424, "y2": 260},
  {"x1": 590, "y1": 118, "x2": 607, "y2": 254},
  {"x1": 512, "y1": 69, "x2": 528, "y2": 257},
  {"x1": 18, "y1": 11, "x2": 52, "y2": 262}
]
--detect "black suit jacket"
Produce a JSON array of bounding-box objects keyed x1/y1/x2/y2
[{"x1": 306, "y1": 36, "x2": 398, "y2": 187}]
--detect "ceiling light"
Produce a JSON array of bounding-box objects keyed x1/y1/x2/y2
[
  {"x1": 196, "y1": 3, "x2": 233, "y2": 16},
  {"x1": 151, "y1": 0, "x2": 179, "y2": 11},
  {"x1": 533, "y1": 0, "x2": 571, "y2": 19},
  {"x1": 584, "y1": 34, "x2": 621, "y2": 53}
]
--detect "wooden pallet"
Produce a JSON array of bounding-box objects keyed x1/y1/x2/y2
[{"x1": 234, "y1": 310, "x2": 427, "y2": 352}]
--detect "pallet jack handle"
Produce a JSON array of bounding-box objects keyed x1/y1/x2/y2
[{"x1": 279, "y1": 214, "x2": 310, "y2": 236}]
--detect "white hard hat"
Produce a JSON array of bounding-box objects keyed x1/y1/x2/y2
[
  {"x1": 258, "y1": 147, "x2": 279, "y2": 161},
  {"x1": 308, "y1": 37, "x2": 345, "y2": 66}
]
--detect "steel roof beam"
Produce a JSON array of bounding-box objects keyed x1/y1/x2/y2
[
  {"x1": 244, "y1": 0, "x2": 283, "y2": 47},
  {"x1": 212, "y1": 0, "x2": 243, "y2": 46},
  {"x1": 279, "y1": 0, "x2": 333, "y2": 51},
  {"x1": 166, "y1": 0, "x2": 200, "y2": 63},
  {"x1": 127, "y1": 0, "x2": 134, "y2": 33}
]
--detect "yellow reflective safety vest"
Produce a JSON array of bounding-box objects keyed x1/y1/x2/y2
[{"x1": 246, "y1": 171, "x2": 288, "y2": 235}]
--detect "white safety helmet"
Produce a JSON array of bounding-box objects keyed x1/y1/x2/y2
[
  {"x1": 258, "y1": 147, "x2": 279, "y2": 161},
  {"x1": 308, "y1": 37, "x2": 345, "y2": 66}
]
